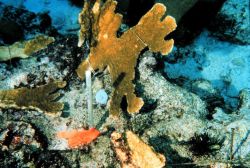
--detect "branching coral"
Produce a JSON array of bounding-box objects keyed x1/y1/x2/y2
[
  {"x1": 77, "y1": 0, "x2": 100, "y2": 47},
  {"x1": 0, "y1": 81, "x2": 66, "y2": 116},
  {"x1": 76, "y1": 0, "x2": 176, "y2": 115},
  {"x1": 0, "y1": 35, "x2": 54, "y2": 61},
  {"x1": 23, "y1": 35, "x2": 55, "y2": 55}
]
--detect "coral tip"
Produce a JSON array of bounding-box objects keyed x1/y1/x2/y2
[{"x1": 57, "y1": 128, "x2": 100, "y2": 148}]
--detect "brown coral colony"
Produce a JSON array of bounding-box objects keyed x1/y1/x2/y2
[
  {"x1": 0, "y1": 81, "x2": 66, "y2": 116},
  {"x1": 76, "y1": 0, "x2": 177, "y2": 116}
]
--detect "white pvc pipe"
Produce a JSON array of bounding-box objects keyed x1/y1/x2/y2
[{"x1": 86, "y1": 70, "x2": 93, "y2": 128}]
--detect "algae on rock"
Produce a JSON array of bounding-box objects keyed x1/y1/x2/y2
[{"x1": 76, "y1": 0, "x2": 176, "y2": 116}]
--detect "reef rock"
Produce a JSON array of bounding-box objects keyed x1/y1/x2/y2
[
  {"x1": 131, "y1": 51, "x2": 208, "y2": 159},
  {"x1": 0, "y1": 121, "x2": 41, "y2": 150},
  {"x1": 0, "y1": 2, "x2": 56, "y2": 43},
  {"x1": 207, "y1": 88, "x2": 250, "y2": 163},
  {"x1": 210, "y1": 0, "x2": 250, "y2": 44}
]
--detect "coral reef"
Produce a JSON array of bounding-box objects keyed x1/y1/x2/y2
[
  {"x1": 0, "y1": 35, "x2": 54, "y2": 61},
  {"x1": 76, "y1": 0, "x2": 176, "y2": 115},
  {"x1": 0, "y1": 80, "x2": 66, "y2": 115},
  {"x1": 0, "y1": 0, "x2": 250, "y2": 167}
]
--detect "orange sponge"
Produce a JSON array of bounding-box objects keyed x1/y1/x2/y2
[{"x1": 57, "y1": 128, "x2": 100, "y2": 148}]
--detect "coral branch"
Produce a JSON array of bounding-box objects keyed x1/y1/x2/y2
[
  {"x1": 0, "y1": 81, "x2": 66, "y2": 116},
  {"x1": 76, "y1": 0, "x2": 176, "y2": 115},
  {"x1": 0, "y1": 35, "x2": 54, "y2": 61}
]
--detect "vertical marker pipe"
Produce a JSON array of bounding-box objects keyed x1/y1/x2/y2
[
  {"x1": 230, "y1": 128, "x2": 235, "y2": 161},
  {"x1": 86, "y1": 70, "x2": 93, "y2": 128}
]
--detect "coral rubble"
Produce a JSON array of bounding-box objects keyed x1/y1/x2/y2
[{"x1": 0, "y1": 121, "x2": 41, "y2": 150}]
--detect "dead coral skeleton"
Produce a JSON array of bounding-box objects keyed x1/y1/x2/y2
[
  {"x1": 111, "y1": 131, "x2": 136, "y2": 168},
  {"x1": 111, "y1": 131, "x2": 166, "y2": 168},
  {"x1": 0, "y1": 80, "x2": 66, "y2": 116},
  {"x1": 76, "y1": 0, "x2": 177, "y2": 116}
]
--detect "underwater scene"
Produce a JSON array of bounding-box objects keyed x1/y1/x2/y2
[{"x1": 0, "y1": 0, "x2": 250, "y2": 167}]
